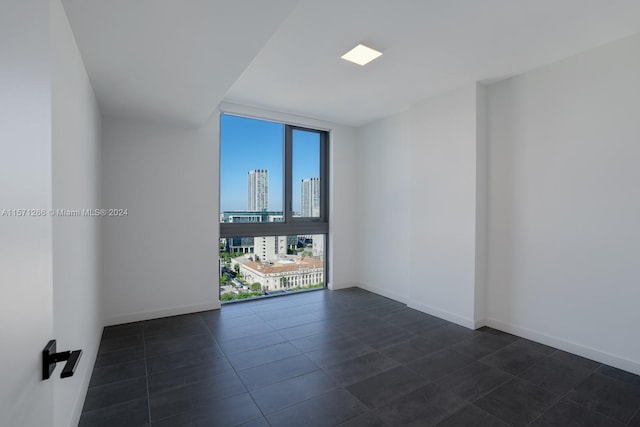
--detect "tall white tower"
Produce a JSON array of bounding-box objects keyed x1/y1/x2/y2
[
  {"x1": 301, "y1": 177, "x2": 320, "y2": 217},
  {"x1": 248, "y1": 169, "x2": 268, "y2": 211}
]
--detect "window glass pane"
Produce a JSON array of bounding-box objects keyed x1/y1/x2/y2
[
  {"x1": 292, "y1": 129, "x2": 321, "y2": 218},
  {"x1": 219, "y1": 234, "x2": 325, "y2": 302},
  {"x1": 220, "y1": 115, "x2": 283, "y2": 222}
]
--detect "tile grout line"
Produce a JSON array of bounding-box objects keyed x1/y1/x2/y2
[
  {"x1": 524, "y1": 387, "x2": 575, "y2": 426},
  {"x1": 201, "y1": 309, "x2": 272, "y2": 426},
  {"x1": 142, "y1": 322, "x2": 152, "y2": 426},
  {"x1": 86, "y1": 290, "x2": 640, "y2": 426},
  {"x1": 219, "y1": 294, "x2": 372, "y2": 424},
  {"x1": 627, "y1": 405, "x2": 640, "y2": 425}
]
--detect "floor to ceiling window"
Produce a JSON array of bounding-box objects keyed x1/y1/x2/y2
[{"x1": 219, "y1": 114, "x2": 328, "y2": 302}]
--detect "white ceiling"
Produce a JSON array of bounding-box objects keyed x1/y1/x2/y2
[
  {"x1": 64, "y1": 0, "x2": 640, "y2": 127},
  {"x1": 62, "y1": 0, "x2": 299, "y2": 126}
]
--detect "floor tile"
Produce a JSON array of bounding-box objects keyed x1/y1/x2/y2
[
  {"x1": 101, "y1": 322, "x2": 144, "y2": 340},
  {"x1": 304, "y1": 337, "x2": 374, "y2": 368},
  {"x1": 436, "y1": 361, "x2": 512, "y2": 402},
  {"x1": 384, "y1": 308, "x2": 439, "y2": 327},
  {"x1": 144, "y1": 333, "x2": 221, "y2": 358},
  {"x1": 266, "y1": 389, "x2": 367, "y2": 427},
  {"x1": 419, "y1": 323, "x2": 478, "y2": 347},
  {"x1": 152, "y1": 392, "x2": 262, "y2": 427},
  {"x1": 88, "y1": 359, "x2": 146, "y2": 388},
  {"x1": 277, "y1": 321, "x2": 329, "y2": 340},
  {"x1": 474, "y1": 378, "x2": 559, "y2": 426},
  {"x1": 379, "y1": 335, "x2": 445, "y2": 364},
  {"x1": 529, "y1": 398, "x2": 624, "y2": 426},
  {"x1": 255, "y1": 304, "x2": 315, "y2": 320},
  {"x1": 567, "y1": 373, "x2": 640, "y2": 423},
  {"x1": 550, "y1": 350, "x2": 601, "y2": 371},
  {"x1": 289, "y1": 330, "x2": 348, "y2": 352},
  {"x1": 237, "y1": 353, "x2": 318, "y2": 390},
  {"x1": 360, "y1": 299, "x2": 407, "y2": 317},
  {"x1": 354, "y1": 324, "x2": 417, "y2": 350},
  {"x1": 146, "y1": 345, "x2": 227, "y2": 375},
  {"x1": 93, "y1": 346, "x2": 145, "y2": 369},
  {"x1": 265, "y1": 312, "x2": 320, "y2": 330},
  {"x1": 149, "y1": 372, "x2": 246, "y2": 421},
  {"x1": 98, "y1": 334, "x2": 143, "y2": 355},
  {"x1": 336, "y1": 412, "x2": 388, "y2": 427},
  {"x1": 143, "y1": 314, "x2": 209, "y2": 339},
  {"x1": 435, "y1": 404, "x2": 510, "y2": 427},
  {"x1": 78, "y1": 397, "x2": 148, "y2": 427},
  {"x1": 83, "y1": 377, "x2": 148, "y2": 412},
  {"x1": 250, "y1": 369, "x2": 336, "y2": 414},
  {"x1": 479, "y1": 339, "x2": 555, "y2": 375},
  {"x1": 228, "y1": 341, "x2": 300, "y2": 370},
  {"x1": 396, "y1": 316, "x2": 447, "y2": 334},
  {"x1": 374, "y1": 383, "x2": 467, "y2": 426},
  {"x1": 218, "y1": 330, "x2": 285, "y2": 355},
  {"x1": 238, "y1": 417, "x2": 270, "y2": 427},
  {"x1": 347, "y1": 366, "x2": 428, "y2": 409},
  {"x1": 519, "y1": 353, "x2": 594, "y2": 395},
  {"x1": 597, "y1": 364, "x2": 640, "y2": 387},
  {"x1": 147, "y1": 360, "x2": 235, "y2": 395},
  {"x1": 208, "y1": 318, "x2": 275, "y2": 341},
  {"x1": 81, "y1": 289, "x2": 640, "y2": 427},
  {"x1": 407, "y1": 348, "x2": 474, "y2": 381},
  {"x1": 322, "y1": 351, "x2": 400, "y2": 386},
  {"x1": 448, "y1": 331, "x2": 519, "y2": 360}
]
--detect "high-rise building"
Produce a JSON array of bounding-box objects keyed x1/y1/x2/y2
[
  {"x1": 248, "y1": 169, "x2": 268, "y2": 211},
  {"x1": 301, "y1": 177, "x2": 320, "y2": 217},
  {"x1": 253, "y1": 235, "x2": 288, "y2": 262}
]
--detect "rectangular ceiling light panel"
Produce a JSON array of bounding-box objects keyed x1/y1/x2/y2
[{"x1": 341, "y1": 44, "x2": 382, "y2": 66}]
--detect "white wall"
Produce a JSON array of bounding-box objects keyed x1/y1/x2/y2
[
  {"x1": 487, "y1": 33, "x2": 640, "y2": 374},
  {"x1": 355, "y1": 84, "x2": 487, "y2": 327},
  {"x1": 407, "y1": 85, "x2": 482, "y2": 327},
  {"x1": 328, "y1": 124, "x2": 359, "y2": 289},
  {"x1": 101, "y1": 117, "x2": 220, "y2": 325},
  {"x1": 356, "y1": 112, "x2": 412, "y2": 303},
  {"x1": 51, "y1": 0, "x2": 103, "y2": 425},
  {"x1": 102, "y1": 104, "x2": 358, "y2": 323},
  {"x1": 0, "y1": 1, "x2": 54, "y2": 426}
]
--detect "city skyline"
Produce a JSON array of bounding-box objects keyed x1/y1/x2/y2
[{"x1": 220, "y1": 114, "x2": 320, "y2": 213}]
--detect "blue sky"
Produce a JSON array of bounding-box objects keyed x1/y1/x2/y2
[{"x1": 220, "y1": 114, "x2": 319, "y2": 213}]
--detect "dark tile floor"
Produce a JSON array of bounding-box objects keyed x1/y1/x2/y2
[{"x1": 80, "y1": 288, "x2": 640, "y2": 426}]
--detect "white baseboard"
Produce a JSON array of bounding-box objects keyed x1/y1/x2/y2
[
  {"x1": 329, "y1": 281, "x2": 357, "y2": 291},
  {"x1": 356, "y1": 282, "x2": 409, "y2": 304},
  {"x1": 486, "y1": 318, "x2": 640, "y2": 376},
  {"x1": 407, "y1": 300, "x2": 476, "y2": 330},
  {"x1": 104, "y1": 300, "x2": 220, "y2": 326},
  {"x1": 473, "y1": 318, "x2": 488, "y2": 330}
]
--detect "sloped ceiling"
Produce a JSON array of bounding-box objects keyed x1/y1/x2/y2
[
  {"x1": 64, "y1": 0, "x2": 640, "y2": 127},
  {"x1": 62, "y1": 0, "x2": 300, "y2": 126}
]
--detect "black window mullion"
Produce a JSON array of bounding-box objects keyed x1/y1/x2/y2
[
  {"x1": 284, "y1": 125, "x2": 293, "y2": 223},
  {"x1": 320, "y1": 130, "x2": 329, "y2": 222}
]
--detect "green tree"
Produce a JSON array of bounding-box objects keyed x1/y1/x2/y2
[
  {"x1": 220, "y1": 293, "x2": 235, "y2": 302},
  {"x1": 250, "y1": 282, "x2": 262, "y2": 292}
]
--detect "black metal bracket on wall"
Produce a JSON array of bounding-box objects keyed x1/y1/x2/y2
[{"x1": 42, "y1": 340, "x2": 82, "y2": 380}]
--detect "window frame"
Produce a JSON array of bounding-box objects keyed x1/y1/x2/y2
[{"x1": 219, "y1": 116, "x2": 329, "y2": 239}]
